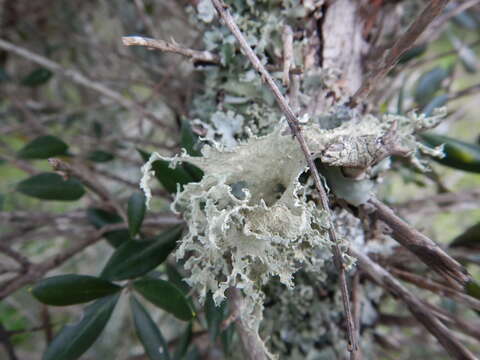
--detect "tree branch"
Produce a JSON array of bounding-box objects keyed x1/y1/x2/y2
[
  {"x1": 351, "y1": 247, "x2": 476, "y2": 360},
  {"x1": 209, "y1": 0, "x2": 358, "y2": 353},
  {"x1": 122, "y1": 36, "x2": 220, "y2": 64},
  {"x1": 350, "y1": 0, "x2": 450, "y2": 105},
  {"x1": 368, "y1": 197, "x2": 470, "y2": 287}
]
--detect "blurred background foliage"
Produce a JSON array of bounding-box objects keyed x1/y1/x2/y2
[{"x1": 0, "y1": 0, "x2": 480, "y2": 359}]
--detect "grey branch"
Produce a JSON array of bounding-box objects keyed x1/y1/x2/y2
[
  {"x1": 351, "y1": 247, "x2": 477, "y2": 360},
  {"x1": 351, "y1": 0, "x2": 450, "y2": 105},
  {"x1": 209, "y1": 0, "x2": 358, "y2": 354},
  {"x1": 122, "y1": 36, "x2": 220, "y2": 64},
  {"x1": 368, "y1": 197, "x2": 470, "y2": 287}
]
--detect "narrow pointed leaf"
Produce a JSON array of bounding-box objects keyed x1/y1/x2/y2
[
  {"x1": 138, "y1": 149, "x2": 196, "y2": 193},
  {"x1": 421, "y1": 133, "x2": 480, "y2": 173},
  {"x1": 166, "y1": 264, "x2": 190, "y2": 295},
  {"x1": 87, "y1": 150, "x2": 114, "y2": 163},
  {"x1": 173, "y1": 324, "x2": 192, "y2": 360},
  {"x1": 21, "y1": 67, "x2": 53, "y2": 87},
  {"x1": 17, "y1": 135, "x2": 68, "y2": 159},
  {"x1": 414, "y1": 67, "x2": 449, "y2": 106},
  {"x1": 32, "y1": 275, "x2": 122, "y2": 306},
  {"x1": 204, "y1": 292, "x2": 226, "y2": 341},
  {"x1": 180, "y1": 119, "x2": 200, "y2": 156},
  {"x1": 17, "y1": 173, "x2": 85, "y2": 201},
  {"x1": 422, "y1": 94, "x2": 449, "y2": 117},
  {"x1": 43, "y1": 294, "x2": 120, "y2": 360},
  {"x1": 128, "y1": 192, "x2": 146, "y2": 237},
  {"x1": 398, "y1": 44, "x2": 428, "y2": 64},
  {"x1": 130, "y1": 296, "x2": 170, "y2": 360},
  {"x1": 134, "y1": 278, "x2": 195, "y2": 321},
  {"x1": 100, "y1": 225, "x2": 183, "y2": 281},
  {"x1": 450, "y1": 223, "x2": 480, "y2": 249},
  {"x1": 86, "y1": 208, "x2": 130, "y2": 247}
]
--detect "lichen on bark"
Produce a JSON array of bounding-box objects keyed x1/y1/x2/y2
[{"x1": 139, "y1": 0, "x2": 447, "y2": 357}]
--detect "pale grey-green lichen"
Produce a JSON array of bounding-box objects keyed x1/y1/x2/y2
[{"x1": 138, "y1": 1, "x2": 448, "y2": 357}]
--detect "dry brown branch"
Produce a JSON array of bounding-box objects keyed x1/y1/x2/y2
[
  {"x1": 392, "y1": 268, "x2": 480, "y2": 312},
  {"x1": 396, "y1": 188, "x2": 480, "y2": 216},
  {"x1": 350, "y1": 246, "x2": 477, "y2": 360},
  {"x1": 209, "y1": 0, "x2": 358, "y2": 354},
  {"x1": 368, "y1": 197, "x2": 470, "y2": 287},
  {"x1": 0, "y1": 38, "x2": 172, "y2": 130},
  {"x1": 122, "y1": 36, "x2": 220, "y2": 64},
  {"x1": 351, "y1": 0, "x2": 450, "y2": 105}
]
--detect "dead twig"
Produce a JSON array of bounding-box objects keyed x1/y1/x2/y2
[
  {"x1": 122, "y1": 36, "x2": 220, "y2": 64},
  {"x1": 209, "y1": 0, "x2": 358, "y2": 354},
  {"x1": 368, "y1": 197, "x2": 470, "y2": 287},
  {"x1": 351, "y1": 0, "x2": 450, "y2": 105},
  {"x1": 391, "y1": 268, "x2": 480, "y2": 312},
  {"x1": 350, "y1": 246, "x2": 477, "y2": 360}
]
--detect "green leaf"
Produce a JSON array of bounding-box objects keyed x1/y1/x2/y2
[
  {"x1": 128, "y1": 192, "x2": 146, "y2": 237},
  {"x1": 32, "y1": 275, "x2": 122, "y2": 306},
  {"x1": 21, "y1": 67, "x2": 53, "y2": 87},
  {"x1": 43, "y1": 294, "x2": 120, "y2": 360},
  {"x1": 86, "y1": 208, "x2": 130, "y2": 247},
  {"x1": 422, "y1": 94, "x2": 449, "y2": 117},
  {"x1": 87, "y1": 150, "x2": 114, "y2": 163},
  {"x1": 100, "y1": 225, "x2": 183, "y2": 281},
  {"x1": 134, "y1": 278, "x2": 195, "y2": 321},
  {"x1": 450, "y1": 223, "x2": 480, "y2": 249},
  {"x1": 130, "y1": 296, "x2": 171, "y2": 360},
  {"x1": 17, "y1": 135, "x2": 68, "y2": 159},
  {"x1": 173, "y1": 324, "x2": 193, "y2": 360},
  {"x1": 138, "y1": 149, "x2": 195, "y2": 193},
  {"x1": 414, "y1": 67, "x2": 449, "y2": 106},
  {"x1": 166, "y1": 264, "x2": 190, "y2": 295},
  {"x1": 421, "y1": 133, "x2": 480, "y2": 173},
  {"x1": 398, "y1": 44, "x2": 428, "y2": 64},
  {"x1": 180, "y1": 119, "x2": 200, "y2": 156},
  {"x1": 17, "y1": 173, "x2": 85, "y2": 201},
  {"x1": 466, "y1": 281, "x2": 480, "y2": 300},
  {"x1": 204, "y1": 292, "x2": 227, "y2": 341}
]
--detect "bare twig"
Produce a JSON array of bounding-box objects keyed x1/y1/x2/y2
[
  {"x1": 0, "y1": 323, "x2": 18, "y2": 360},
  {"x1": 392, "y1": 268, "x2": 480, "y2": 312},
  {"x1": 0, "y1": 244, "x2": 31, "y2": 269},
  {"x1": 368, "y1": 197, "x2": 470, "y2": 287},
  {"x1": 351, "y1": 0, "x2": 450, "y2": 105},
  {"x1": 0, "y1": 38, "x2": 172, "y2": 130},
  {"x1": 350, "y1": 246, "x2": 477, "y2": 360},
  {"x1": 122, "y1": 36, "x2": 220, "y2": 64},
  {"x1": 209, "y1": 0, "x2": 358, "y2": 354}
]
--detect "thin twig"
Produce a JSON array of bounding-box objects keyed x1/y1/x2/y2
[
  {"x1": 391, "y1": 268, "x2": 480, "y2": 312},
  {"x1": 350, "y1": 0, "x2": 450, "y2": 105},
  {"x1": 0, "y1": 38, "x2": 172, "y2": 130},
  {"x1": 122, "y1": 36, "x2": 220, "y2": 64},
  {"x1": 368, "y1": 197, "x2": 470, "y2": 287},
  {"x1": 350, "y1": 246, "x2": 476, "y2": 360},
  {"x1": 209, "y1": 0, "x2": 358, "y2": 354}
]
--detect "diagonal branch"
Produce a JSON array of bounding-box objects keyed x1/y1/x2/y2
[
  {"x1": 351, "y1": 246, "x2": 477, "y2": 360},
  {"x1": 209, "y1": 0, "x2": 358, "y2": 355},
  {"x1": 368, "y1": 197, "x2": 470, "y2": 287},
  {"x1": 350, "y1": 0, "x2": 450, "y2": 106},
  {"x1": 122, "y1": 36, "x2": 220, "y2": 64}
]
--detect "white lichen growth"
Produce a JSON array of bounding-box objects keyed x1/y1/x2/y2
[{"x1": 139, "y1": 107, "x2": 446, "y2": 346}]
